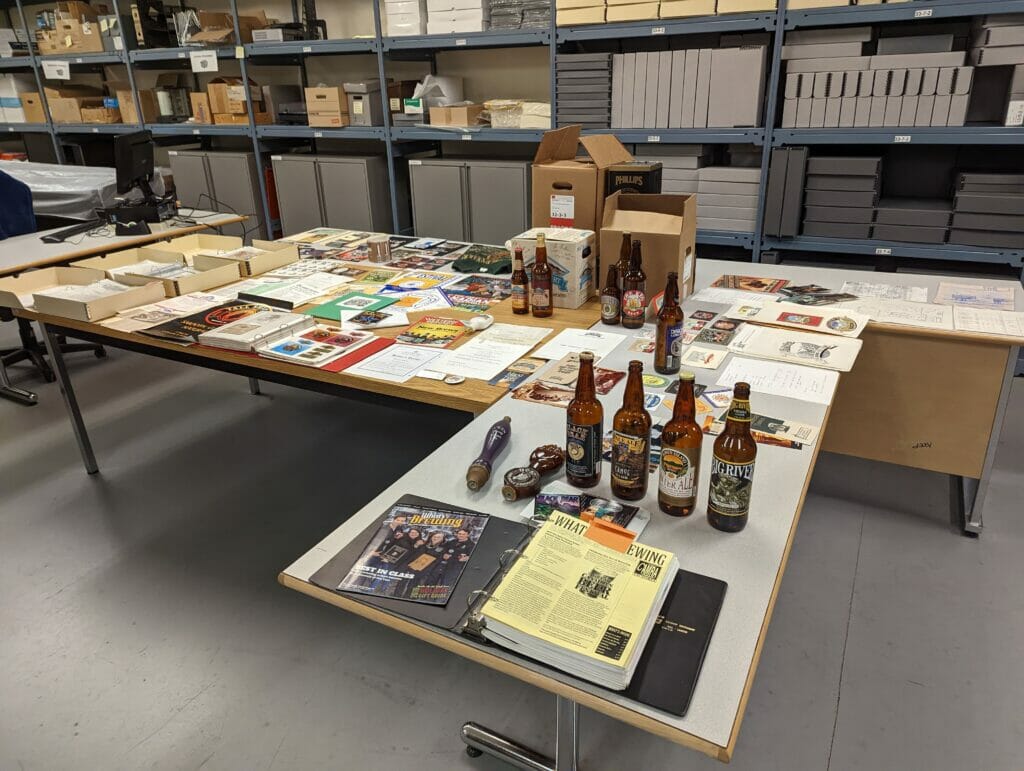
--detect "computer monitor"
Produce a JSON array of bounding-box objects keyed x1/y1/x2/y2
[{"x1": 114, "y1": 130, "x2": 155, "y2": 199}]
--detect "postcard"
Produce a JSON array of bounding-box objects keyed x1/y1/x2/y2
[
  {"x1": 511, "y1": 380, "x2": 575, "y2": 408},
  {"x1": 681, "y1": 345, "x2": 727, "y2": 370},
  {"x1": 442, "y1": 275, "x2": 512, "y2": 301},
  {"x1": 711, "y1": 274, "x2": 789, "y2": 293},
  {"x1": 690, "y1": 310, "x2": 717, "y2": 321},
  {"x1": 710, "y1": 318, "x2": 742, "y2": 332},
  {"x1": 629, "y1": 337, "x2": 656, "y2": 354},
  {"x1": 695, "y1": 327, "x2": 737, "y2": 346},
  {"x1": 396, "y1": 316, "x2": 468, "y2": 348}
]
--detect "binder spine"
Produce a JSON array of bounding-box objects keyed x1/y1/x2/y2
[{"x1": 461, "y1": 537, "x2": 533, "y2": 640}]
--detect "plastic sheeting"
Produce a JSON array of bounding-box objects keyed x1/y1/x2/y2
[{"x1": 0, "y1": 160, "x2": 167, "y2": 222}]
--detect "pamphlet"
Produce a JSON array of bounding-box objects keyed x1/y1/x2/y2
[
  {"x1": 344, "y1": 344, "x2": 445, "y2": 382},
  {"x1": 305, "y1": 292, "x2": 397, "y2": 322},
  {"x1": 729, "y1": 325, "x2": 862, "y2": 372},
  {"x1": 724, "y1": 301, "x2": 870, "y2": 338},
  {"x1": 141, "y1": 300, "x2": 269, "y2": 344},
  {"x1": 532, "y1": 328, "x2": 627, "y2": 361},
  {"x1": 396, "y1": 316, "x2": 468, "y2": 348},
  {"x1": 383, "y1": 271, "x2": 458, "y2": 292},
  {"x1": 952, "y1": 307, "x2": 1024, "y2": 338}
]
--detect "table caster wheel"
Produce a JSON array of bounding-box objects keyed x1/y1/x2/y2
[
  {"x1": 466, "y1": 747, "x2": 482, "y2": 758},
  {"x1": 95, "y1": 347, "x2": 107, "y2": 359}
]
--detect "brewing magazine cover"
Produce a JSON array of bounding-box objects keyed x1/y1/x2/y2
[{"x1": 338, "y1": 504, "x2": 488, "y2": 605}]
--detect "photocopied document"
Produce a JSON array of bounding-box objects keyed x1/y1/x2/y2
[
  {"x1": 716, "y1": 356, "x2": 838, "y2": 406},
  {"x1": 840, "y1": 281, "x2": 929, "y2": 303},
  {"x1": 833, "y1": 298, "x2": 953, "y2": 331},
  {"x1": 953, "y1": 307, "x2": 1024, "y2": 338},
  {"x1": 533, "y1": 328, "x2": 627, "y2": 360},
  {"x1": 343, "y1": 344, "x2": 445, "y2": 383},
  {"x1": 729, "y1": 325, "x2": 863, "y2": 372},
  {"x1": 935, "y1": 282, "x2": 1016, "y2": 312},
  {"x1": 688, "y1": 287, "x2": 779, "y2": 308},
  {"x1": 428, "y1": 324, "x2": 553, "y2": 381}
]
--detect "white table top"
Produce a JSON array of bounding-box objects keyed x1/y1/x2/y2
[{"x1": 0, "y1": 211, "x2": 244, "y2": 277}]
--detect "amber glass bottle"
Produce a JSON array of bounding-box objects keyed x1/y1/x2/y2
[
  {"x1": 655, "y1": 271, "x2": 684, "y2": 375},
  {"x1": 511, "y1": 246, "x2": 529, "y2": 315},
  {"x1": 531, "y1": 233, "x2": 553, "y2": 318},
  {"x1": 600, "y1": 263, "x2": 621, "y2": 325},
  {"x1": 620, "y1": 240, "x2": 647, "y2": 330},
  {"x1": 610, "y1": 360, "x2": 652, "y2": 501},
  {"x1": 566, "y1": 351, "x2": 603, "y2": 488},
  {"x1": 616, "y1": 231, "x2": 631, "y2": 291},
  {"x1": 707, "y1": 382, "x2": 757, "y2": 533},
  {"x1": 658, "y1": 371, "x2": 702, "y2": 517}
]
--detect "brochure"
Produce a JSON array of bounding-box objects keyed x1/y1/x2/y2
[{"x1": 395, "y1": 316, "x2": 468, "y2": 348}]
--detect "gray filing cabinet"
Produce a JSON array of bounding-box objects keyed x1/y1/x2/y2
[
  {"x1": 270, "y1": 154, "x2": 393, "y2": 235},
  {"x1": 409, "y1": 158, "x2": 530, "y2": 244},
  {"x1": 167, "y1": 149, "x2": 268, "y2": 241}
]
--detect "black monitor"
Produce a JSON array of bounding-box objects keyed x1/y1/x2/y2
[{"x1": 114, "y1": 130, "x2": 155, "y2": 199}]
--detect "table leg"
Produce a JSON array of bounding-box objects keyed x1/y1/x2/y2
[
  {"x1": 950, "y1": 344, "x2": 1019, "y2": 537},
  {"x1": 248, "y1": 377, "x2": 262, "y2": 396},
  {"x1": 0, "y1": 356, "x2": 38, "y2": 406},
  {"x1": 461, "y1": 696, "x2": 581, "y2": 770},
  {"x1": 41, "y1": 323, "x2": 99, "y2": 475}
]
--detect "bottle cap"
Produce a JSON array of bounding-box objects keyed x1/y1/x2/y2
[
  {"x1": 579, "y1": 350, "x2": 594, "y2": 362},
  {"x1": 679, "y1": 370, "x2": 695, "y2": 381}
]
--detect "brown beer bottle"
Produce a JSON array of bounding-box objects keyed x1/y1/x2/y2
[
  {"x1": 566, "y1": 351, "x2": 603, "y2": 488},
  {"x1": 655, "y1": 271, "x2": 684, "y2": 375},
  {"x1": 531, "y1": 233, "x2": 553, "y2": 318},
  {"x1": 707, "y1": 382, "x2": 757, "y2": 533},
  {"x1": 600, "y1": 263, "x2": 621, "y2": 325},
  {"x1": 658, "y1": 371, "x2": 702, "y2": 517},
  {"x1": 616, "y1": 231, "x2": 631, "y2": 291},
  {"x1": 620, "y1": 240, "x2": 647, "y2": 330},
  {"x1": 610, "y1": 360, "x2": 652, "y2": 501},
  {"x1": 511, "y1": 246, "x2": 529, "y2": 315}
]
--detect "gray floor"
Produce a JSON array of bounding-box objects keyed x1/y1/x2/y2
[{"x1": 1, "y1": 326, "x2": 1022, "y2": 771}]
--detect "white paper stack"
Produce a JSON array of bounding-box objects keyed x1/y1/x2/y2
[
  {"x1": 385, "y1": 0, "x2": 428, "y2": 35},
  {"x1": 197, "y1": 311, "x2": 315, "y2": 351},
  {"x1": 426, "y1": 0, "x2": 489, "y2": 33}
]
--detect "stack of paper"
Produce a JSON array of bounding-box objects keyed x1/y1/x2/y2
[
  {"x1": 256, "y1": 325, "x2": 375, "y2": 367},
  {"x1": 728, "y1": 325, "x2": 862, "y2": 372},
  {"x1": 197, "y1": 311, "x2": 315, "y2": 351},
  {"x1": 237, "y1": 272, "x2": 353, "y2": 310}
]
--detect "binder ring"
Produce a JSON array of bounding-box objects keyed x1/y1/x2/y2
[
  {"x1": 467, "y1": 588, "x2": 490, "y2": 610},
  {"x1": 499, "y1": 547, "x2": 520, "y2": 567}
]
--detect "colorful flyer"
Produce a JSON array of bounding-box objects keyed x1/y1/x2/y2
[
  {"x1": 383, "y1": 271, "x2": 457, "y2": 292},
  {"x1": 711, "y1": 275, "x2": 789, "y2": 293},
  {"x1": 396, "y1": 316, "x2": 468, "y2": 348}
]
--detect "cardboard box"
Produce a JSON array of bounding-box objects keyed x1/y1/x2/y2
[
  {"x1": 71, "y1": 246, "x2": 240, "y2": 296},
  {"x1": 80, "y1": 106, "x2": 121, "y2": 123},
  {"x1": 191, "y1": 240, "x2": 298, "y2": 278},
  {"x1": 606, "y1": 3, "x2": 659, "y2": 21},
  {"x1": 660, "y1": 0, "x2": 716, "y2": 19},
  {"x1": 0, "y1": 266, "x2": 164, "y2": 320},
  {"x1": 190, "y1": 92, "x2": 212, "y2": 124},
  {"x1": 428, "y1": 103, "x2": 484, "y2": 126},
  {"x1": 606, "y1": 162, "x2": 662, "y2": 196},
  {"x1": 531, "y1": 126, "x2": 633, "y2": 243},
  {"x1": 160, "y1": 234, "x2": 243, "y2": 261},
  {"x1": 190, "y1": 10, "x2": 268, "y2": 44},
  {"x1": 557, "y1": 6, "x2": 605, "y2": 24},
  {"x1": 213, "y1": 111, "x2": 271, "y2": 125},
  {"x1": 116, "y1": 88, "x2": 159, "y2": 124},
  {"x1": 20, "y1": 93, "x2": 46, "y2": 123},
  {"x1": 0, "y1": 267, "x2": 100, "y2": 311},
  {"x1": 208, "y1": 77, "x2": 262, "y2": 115},
  {"x1": 506, "y1": 227, "x2": 597, "y2": 309},
  {"x1": 44, "y1": 85, "x2": 106, "y2": 123},
  {"x1": 599, "y1": 192, "x2": 697, "y2": 305},
  {"x1": 307, "y1": 112, "x2": 350, "y2": 127}
]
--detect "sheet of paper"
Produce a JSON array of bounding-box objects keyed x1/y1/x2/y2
[
  {"x1": 689, "y1": 287, "x2": 779, "y2": 307},
  {"x1": 479, "y1": 323, "x2": 553, "y2": 347},
  {"x1": 952, "y1": 307, "x2": 1024, "y2": 338},
  {"x1": 833, "y1": 298, "x2": 953, "y2": 331},
  {"x1": 724, "y1": 301, "x2": 870, "y2": 338},
  {"x1": 34, "y1": 279, "x2": 133, "y2": 302},
  {"x1": 532, "y1": 328, "x2": 627, "y2": 360},
  {"x1": 680, "y1": 345, "x2": 726, "y2": 370},
  {"x1": 716, "y1": 356, "x2": 838, "y2": 406},
  {"x1": 935, "y1": 282, "x2": 1016, "y2": 311},
  {"x1": 343, "y1": 344, "x2": 444, "y2": 383},
  {"x1": 379, "y1": 287, "x2": 452, "y2": 312},
  {"x1": 728, "y1": 325, "x2": 862, "y2": 372},
  {"x1": 208, "y1": 278, "x2": 269, "y2": 299},
  {"x1": 840, "y1": 281, "x2": 929, "y2": 303},
  {"x1": 432, "y1": 338, "x2": 536, "y2": 381}
]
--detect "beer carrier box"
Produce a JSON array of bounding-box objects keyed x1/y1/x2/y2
[
  {"x1": 507, "y1": 227, "x2": 596, "y2": 309},
  {"x1": 606, "y1": 162, "x2": 663, "y2": 197},
  {"x1": 599, "y1": 192, "x2": 697, "y2": 304},
  {"x1": 531, "y1": 125, "x2": 634, "y2": 246}
]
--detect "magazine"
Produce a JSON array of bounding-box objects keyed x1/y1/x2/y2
[{"x1": 338, "y1": 503, "x2": 489, "y2": 605}]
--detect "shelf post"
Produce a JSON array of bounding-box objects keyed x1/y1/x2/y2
[
  {"x1": 14, "y1": 0, "x2": 63, "y2": 161},
  {"x1": 751, "y1": 0, "x2": 787, "y2": 263}
]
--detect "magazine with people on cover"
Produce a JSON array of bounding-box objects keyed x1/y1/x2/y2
[{"x1": 338, "y1": 504, "x2": 488, "y2": 605}]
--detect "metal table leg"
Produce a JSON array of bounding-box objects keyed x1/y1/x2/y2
[
  {"x1": 0, "y1": 356, "x2": 38, "y2": 406},
  {"x1": 950, "y1": 344, "x2": 1019, "y2": 537},
  {"x1": 462, "y1": 696, "x2": 580, "y2": 771},
  {"x1": 248, "y1": 377, "x2": 262, "y2": 395},
  {"x1": 41, "y1": 323, "x2": 99, "y2": 475}
]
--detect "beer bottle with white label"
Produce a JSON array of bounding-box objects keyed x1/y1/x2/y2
[
  {"x1": 620, "y1": 240, "x2": 647, "y2": 330},
  {"x1": 610, "y1": 360, "x2": 652, "y2": 501},
  {"x1": 511, "y1": 246, "x2": 529, "y2": 315},
  {"x1": 655, "y1": 271, "x2": 683, "y2": 375},
  {"x1": 566, "y1": 351, "x2": 603, "y2": 488},
  {"x1": 600, "y1": 263, "x2": 620, "y2": 325},
  {"x1": 658, "y1": 371, "x2": 702, "y2": 517},
  {"x1": 707, "y1": 382, "x2": 756, "y2": 533},
  {"x1": 531, "y1": 233, "x2": 553, "y2": 318}
]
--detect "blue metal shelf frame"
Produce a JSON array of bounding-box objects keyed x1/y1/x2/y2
[
  {"x1": 600, "y1": 128, "x2": 766, "y2": 146},
  {"x1": 774, "y1": 127, "x2": 1024, "y2": 146},
  {"x1": 245, "y1": 39, "x2": 377, "y2": 57},
  {"x1": 129, "y1": 46, "x2": 237, "y2": 63},
  {"x1": 384, "y1": 29, "x2": 549, "y2": 50},
  {"x1": 53, "y1": 123, "x2": 142, "y2": 134},
  {"x1": 391, "y1": 126, "x2": 546, "y2": 142},
  {"x1": 147, "y1": 122, "x2": 252, "y2": 136},
  {"x1": 1, "y1": 122, "x2": 52, "y2": 133},
  {"x1": 785, "y1": 0, "x2": 1024, "y2": 29},
  {"x1": 698, "y1": 230, "x2": 755, "y2": 249},
  {"x1": 763, "y1": 236, "x2": 1024, "y2": 268},
  {"x1": 557, "y1": 11, "x2": 774, "y2": 42},
  {"x1": 256, "y1": 125, "x2": 386, "y2": 140},
  {"x1": 37, "y1": 51, "x2": 125, "y2": 65}
]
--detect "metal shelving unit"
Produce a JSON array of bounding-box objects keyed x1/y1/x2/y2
[
  {"x1": 384, "y1": 29, "x2": 548, "y2": 50},
  {"x1": 1, "y1": 122, "x2": 51, "y2": 132},
  {"x1": 605, "y1": 128, "x2": 766, "y2": 145},
  {"x1": 390, "y1": 126, "x2": 545, "y2": 142},
  {"x1": 557, "y1": 11, "x2": 774, "y2": 41},
  {"x1": 147, "y1": 122, "x2": 251, "y2": 136},
  {"x1": 245, "y1": 39, "x2": 376, "y2": 57},
  {"x1": 763, "y1": 236, "x2": 1024, "y2": 267},
  {"x1": 256, "y1": 125, "x2": 386, "y2": 140},
  {"x1": 129, "y1": 46, "x2": 237, "y2": 63},
  {"x1": 773, "y1": 127, "x2": 1024, "y2": 146},
  {"x1": 785, "y1": 0, "x2": 1024, "y2": 29},
  {"x1": 53, "y1": 122, "x2": 141, "y2": 134}
]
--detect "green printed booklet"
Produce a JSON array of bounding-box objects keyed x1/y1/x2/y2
[{"x1": 305, "y1": 292, "x2": 397, "y2": 322}]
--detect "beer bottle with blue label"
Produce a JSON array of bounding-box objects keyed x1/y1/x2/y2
[
  {"x1": 707, "y1": 382, "x2": 756, "y2": 533},
  {"x1": 655, "y1": 272, "x2": 683, "y2": 375},
  {"x1": 610, "y1": 360, "x2": 652, "y2": 501},
  {"x1": 566, "y1": 351, "x2": 603, "y2": 488}
]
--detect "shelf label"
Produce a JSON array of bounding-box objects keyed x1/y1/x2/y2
[
  {"x1": 92, "y1": 128, "x2": 99, "y2": 133},
  {"x1": 302, "y1": 45, "x2": 312, "y2": 53},
  {"x1": 875, "y1": 248, "x2": 893, "y2": 256},
  {"x1": 74, "y1": 57, "x2": 84, "y2": 64},
  {"x1": 913, "y1": 8, "x2": 933, "y2": 18},
  {"x1": 461, "y1": 134, "x2": 472, "y2": 140},
  {"x1": 41, "y1": 60, "x2": 70, "y2": 80},
  {"x1": 455, "y1": 38, "x2": 467, "y2": 46},
  {"x1": 190, "y1": 50, "x2": 218, "y2": 73},
  {"x1": 235, "y1": 46, "x2": 244, "y2": 59},
  {"x1": 647, "y1": 135, "x2": 661, "y2": 142},
  {"x1": 177, "y1": 52, "x2": 187, "y2": 59},
  {"x1": 313, "y1": 131, "x2": 323, "y2": 138},
  {"x1": 894, "y1": 135, "x2": 912, "y2": 144},
  {"x1": 651, "y1": 26, "x2": 665, "y2": 35},
  {"x1": 192, "y1": 129, "x2": 200, "y2": 135}
]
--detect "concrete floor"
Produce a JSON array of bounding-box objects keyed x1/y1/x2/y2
[{"x1": 1, "y1": 326, "x2": 1022, "y2": 771}]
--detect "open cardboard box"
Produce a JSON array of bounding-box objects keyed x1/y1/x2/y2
[
  {"x1": 159, "y1": 234, "x2": 244, "y2": 262},
  {"x1": 599, "y1": 192, "x2": 697, "y2": 307},
  {"x1": 71, "y1": 247, "x2": 241, "y2": 296},
  {"x1": 531, "y1": 126, "x2": 633, "y2": 256},
  {"x1": 0, "y1": 266, "x2": 165, "y2": 321},
  {"x1": 191, "y1": 240, "x2": 299, "y2": 278}
]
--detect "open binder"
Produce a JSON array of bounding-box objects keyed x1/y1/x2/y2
[{"x1": 310, "y1": 494, "x2": 727, "y2": 717}]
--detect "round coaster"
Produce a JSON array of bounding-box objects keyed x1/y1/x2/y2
[
  {"x1": 444, "y1": 374, "x2": 466, "y2": 385},
  {"x1": 642, "y1": 374, "x2": 669, "y2": 388}
]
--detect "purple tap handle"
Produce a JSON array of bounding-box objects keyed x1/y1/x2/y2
[{"x1": 466, "y1": 416, "x2": 512, "y2": 490}]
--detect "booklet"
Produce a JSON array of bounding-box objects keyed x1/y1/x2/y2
[
  {"x1": 305, "y1": 291, "x2": 397, "y2": 322},
  {"x1": 256, "y1": 325, "x2": 374, "y2": 367},
  {"x1": 395, "y1": 316, "x2": 468, "y2": 348},
  {"x1": 141, "y1": 300, "x2": 270, "y2": 344}
]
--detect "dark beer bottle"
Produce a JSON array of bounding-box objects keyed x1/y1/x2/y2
[
  {"x1": 707, "y1": 382, "x2": 757, "y2": 533},
  {"x1": 616, "y1": 231, "x2": 631, "y2": 291},
  {"x1": 655, "y1": 271, "x2": 684, "y2": 375},
  {"x1": 610, "y1": 360, "x2": 652, "y2": 501},
  {"x1": 659, "y1": 371, "x2": 702, "y2": 517},
  {"x1": 531, "y1": 233, "x2": 553, "y2": 318},
  {"x1": 620, "y1": 240, "x2": 647, "y2": 330},
  {"x1": 600, "y1": 263, "x2": 621, "y2": 325},
  {"x1": 566, "y1": 351, "x2": 603, "y2": 488},
  {"x1": 511, "y1": 246, "x2": 529, "y2": 315}
]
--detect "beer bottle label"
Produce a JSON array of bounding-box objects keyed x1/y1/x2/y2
[
  {"x1": 708, "y1": 455, "x2": 755, "y2": 518},
  {"x1": 621, "y1": 289, "x2": 646, "y2": 320},
  {"x1": 659, "y1": 446, "x2": 699, "y2": 504},
  {"x1": 566, "y1": 420, "x2": 602, "y2": 478},
  {"x1": 511, "y1": 284, "x2": 528, "y2": 311},
  {"x1": 727, "y1": 399, "x2": 752, "y2": 422},
  {"x1": 662, "y1": 323, "x2": 683, "y2": 367},
  {"x1": 532, "y1": 287, "x2": 551, "y2": 310},
  {"x1": 600, "y1": 293, "x2": 619, "y2": 321},
  {"x1": 610, "y1": 430, "x2": 649, "y2": 490}
]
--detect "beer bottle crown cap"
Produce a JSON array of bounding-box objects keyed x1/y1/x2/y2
[
  {"x1": 679, "y1": 370, "x2": 695, "y2": 381},
  {"x1": 579, "y1": 351, "x2": 595, "y2": 361}
]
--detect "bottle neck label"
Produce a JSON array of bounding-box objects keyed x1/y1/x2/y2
[{"x1": 727, "y1": 399, "x2": 752, "y2": 422}]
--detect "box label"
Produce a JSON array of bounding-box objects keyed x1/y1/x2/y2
[
  {"x1": 190, "y1": 50, "x2": 218, "y2": 73},
  {"x1": 550, "y1": 194, "x2": 575, "y2": 226},
  {"x1": 41, "y1": 60, "x2": 70, "y2": 80},
  {"x1": 1006, "y1": 100, "x2": 1024, "y2": 127},
  {"x1": 353, "y1": 99, "x2": 364, "y2": 115}
]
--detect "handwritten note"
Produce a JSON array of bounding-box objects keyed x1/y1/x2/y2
[
  {"x1": 716, "y1": 357, "x2": 838, "y2": 406},
  {"x1": 953, "y1": 307, "x2": 1024, "y2": 339},
  {"x1": 935, "y1": 282, "x2": 1016, "y2": 311}
]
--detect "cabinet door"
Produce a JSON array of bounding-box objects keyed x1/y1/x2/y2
[
  {"x1": 466, "y1": 161, "x2": 530, "y2": 246},
  {"x1": 318, "y1": 158, "x2": 374, "y2": 231},
  {"x1": 207, "y1": 152, "x2": 266, "y2": 241},
  {"x1": 409, "y1": 161, "x2": 467, "y2": 241},
  {"x1": 168, "y1": 151, "x2": 213, "y2": 211},
  {"x1": 272, "y1": 156, "x2": 323, "y2": 237}
]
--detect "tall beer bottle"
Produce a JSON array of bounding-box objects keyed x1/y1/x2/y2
[
  {"x1": 655, "y1": 271, "x2": 684, "y2": 375},
  {"x1": 610, "y1": 360, "x2": 652, "y2": 501},
  {"x1": 616, "y1": 232, "x2": 631, "y2": 291},
  {"x1": 600, "y1": 262, "x2": 621, "y2": 325},
  {"x1": 566, "y1": 351, "x2": 603, "y2": 488},
  {"x1": 511, "y1": 246, "x2": 529, "y2": 315},
  {"x1": 620, "y1": 240, "x2": 647, "y2": 330},
  {"x1": 707, "y1": 382, "x2": 757, "y2": 533},
  {"x1": 531, "y1": 233, "x2": 553, "y2": 318},
  {"x1": 658, "y1": 371, "x2": 702, "y2": 517}
]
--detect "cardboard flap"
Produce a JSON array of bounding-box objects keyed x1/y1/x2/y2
[
  {"x1": 602, "y1": 192, "x2": 688, "y2": 235},
  {"x1": 533, "y1": 125, "x2": 581, "y2": 164},
  {"x1": 579, "y1": 133, "x2": 633, "y2": 170}
]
